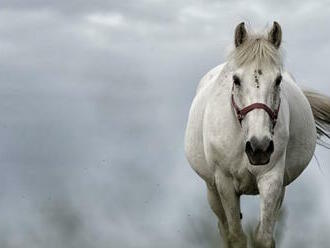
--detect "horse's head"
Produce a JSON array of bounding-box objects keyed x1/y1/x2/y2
[{"x1": 230, "y1": 22, "x2": 283, "y2": 165}]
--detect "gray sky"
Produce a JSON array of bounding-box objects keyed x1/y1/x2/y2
[{"x1": 0, "y1": 1, "x2": 330, "y2": 247}]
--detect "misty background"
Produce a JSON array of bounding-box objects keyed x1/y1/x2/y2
[{"x1": 0, "y1": 1, "x2": 329, "y2": 247}]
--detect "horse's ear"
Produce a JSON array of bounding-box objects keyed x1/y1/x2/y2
[
  {"x1": 234, "y1": 22, "x2": 247, "y2": 48},
  {"x1": 268, "y1": 21, "x2": 282, "y2": 49}
]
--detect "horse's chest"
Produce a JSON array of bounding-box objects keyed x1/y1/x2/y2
[
  {"x1": 209, "y1": 139, "x2": 259, "y2": 195},
  {"x1": 231, "y1": 168, "x2": 258, "y2": 195}
]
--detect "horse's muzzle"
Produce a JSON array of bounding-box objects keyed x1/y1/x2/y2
[{"x1": 245, "y1": 136, "x2": 274, "y2": 165}]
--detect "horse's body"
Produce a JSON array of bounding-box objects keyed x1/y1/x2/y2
[
  {"x1": 184, "y1": 22, "x2": 330, "y2": 248},
  {"x1": 186, "y1": 62, "x2": 316, "y2": 190}
]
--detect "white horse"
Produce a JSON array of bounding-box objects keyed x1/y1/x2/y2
[{"x1": 184, "y1": 22, "x2": 330, "y2": 248}]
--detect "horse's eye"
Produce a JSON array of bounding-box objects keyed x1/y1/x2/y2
[
  {"x1": 275, "y1": 75, "x2": 282, "y2": 86},
  {"x1": 233, "y1": 75, "x2": 241, "y2": 86}
]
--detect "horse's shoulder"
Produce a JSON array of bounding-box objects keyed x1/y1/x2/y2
[{"x1": 185, "y1": 63, "x2": 228, "y2": 184}]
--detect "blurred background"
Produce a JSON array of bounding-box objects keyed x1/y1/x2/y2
[{"x1": 0, "y1": 1, "x2": 330, "y2": 247}]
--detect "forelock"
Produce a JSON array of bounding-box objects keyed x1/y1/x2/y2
[{"x1": 228, "y1": 34, "x2": 283, "y2": 69}]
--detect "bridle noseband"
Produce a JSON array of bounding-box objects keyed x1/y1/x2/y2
[{"x1": 231, "y1": 85, "x2": 280, "y2": 128}]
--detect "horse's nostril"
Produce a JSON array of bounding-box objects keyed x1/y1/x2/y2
[
  {"x1": 267, "y1": 140, "x2": 274, "y2": 154},
  {"x1": 245, "y1": 141, "x2": 253, "y2": 153}
]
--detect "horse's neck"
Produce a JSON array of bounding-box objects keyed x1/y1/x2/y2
[{"x1": 215, "y1": 62, "x2": 236, "y2": 93}]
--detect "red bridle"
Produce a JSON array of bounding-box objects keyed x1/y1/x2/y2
[{"x1": 231, "y1": 86, "x2": 280, "y2": 128}]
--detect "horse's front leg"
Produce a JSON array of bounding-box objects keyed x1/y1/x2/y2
[
  {"x1": 255, "y1": 165, "x2": 285, "y2": 248},
  {"x1": 215, "y1": 169, "x2": 247, "y2": 248},
  {"x1": 207, "y1": 184, "x2": 230, "y2": 248}
]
